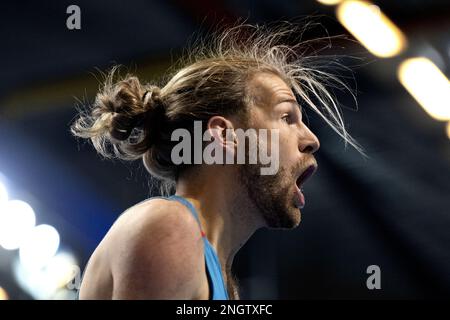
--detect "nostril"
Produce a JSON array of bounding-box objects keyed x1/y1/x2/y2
[
  {"x1": 299, "y1": 127, "x2": 320, "y2": 154},
  {"x1": 302, "y1": 145, "x2": 314, "y2": 154}
]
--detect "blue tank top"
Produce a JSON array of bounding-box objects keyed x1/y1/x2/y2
[
  {"x1": 168, "y1": 195, "x2": 229, "y2": 300},
  {"x1": 75, "y1": 195, "x2": 229, "y2": 300}
]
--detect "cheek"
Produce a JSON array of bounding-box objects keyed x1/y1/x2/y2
[{"x1": 276, "y1": 132, "x2": 298, "y2": 167}]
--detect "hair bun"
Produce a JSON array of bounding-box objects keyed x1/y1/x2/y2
[
  {"x1": 142, "y1": 86, "x2": 162, "y2": 109},
  {"x1": 141, "y1": 86, "x2": 166, "y2": 127},
  {"x1": 109, "y1": 112, "x2": 142, "y2": 141},
  {"x1": 140, "y1": 86, "x2": 168, "y2": 146}
]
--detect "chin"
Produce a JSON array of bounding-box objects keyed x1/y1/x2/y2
[
  {"x1": 284, "y1": 208, "x2": 302, "y2": 229},
  {"x1": 264, "y1": 205, "x2": 302, "y2": 229},
  {"x1": 239, "y1": 163, "x2": 305, "y2": 230}
]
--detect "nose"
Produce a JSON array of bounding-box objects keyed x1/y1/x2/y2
[{"x1": 299, "y1": 124, "x2": 320, "y2": 154}]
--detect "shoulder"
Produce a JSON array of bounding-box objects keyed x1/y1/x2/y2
[
  {"x1": 114, "y1": 197, "x2": 200, "y2": 236},
  {"x1": 85, "y1": 197, "x2": 206, "y2": 299},
  {"x1": 116, "y1": 197, "x2": 203, "y2": 249},
  {"x1": 110, "y1": 197, "x2": 203, "y2": 256}
]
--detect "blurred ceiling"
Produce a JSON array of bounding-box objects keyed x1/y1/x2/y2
[{"x1": 0, "y1": 0, "x2": 449, "y2": 100}]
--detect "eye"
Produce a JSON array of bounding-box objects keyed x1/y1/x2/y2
[{"x1": 281, "y1": 114, "x2": 291, "y2": 123}]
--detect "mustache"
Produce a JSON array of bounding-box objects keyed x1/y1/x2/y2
[{"x1": 290, "y1": 156, "x2": 317, "y2": 177}]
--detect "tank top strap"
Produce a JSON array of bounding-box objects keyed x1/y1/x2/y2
[
  {"x1": 167, "y1": 194, "x2": 229, "y2": 300},
  {"x1": 168, "y1": 195, "x2": 206, "y2": 237}
]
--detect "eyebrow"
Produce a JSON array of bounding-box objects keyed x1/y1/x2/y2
[{"x1": 276, "y1": 98, "x2": 302, "y2": 111}]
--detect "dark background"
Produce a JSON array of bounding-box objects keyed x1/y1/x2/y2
[{"x1": 0, "y1": 0, "x2": 449, "y2": 299}]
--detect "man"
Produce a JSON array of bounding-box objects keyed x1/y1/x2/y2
[{"x1": 72, "y1": 23, "x2": 359, "y2": 299}]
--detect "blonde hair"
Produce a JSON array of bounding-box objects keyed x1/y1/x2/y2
[{"x1": 71, "y1": 22, "x2": 363, "y2": 195}]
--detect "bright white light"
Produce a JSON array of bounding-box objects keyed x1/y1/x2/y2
[
  {"x1": 0, "y1": 286, "x2": 9, "y2": 300},
  {"x1": 19, "y1": 224, "x2": 60, "y2": 270},
  {"x1": 336, "y1": 0, "x2": 406, "y2": 58},
  {"x1": 14, "y1": 251, "x2": 78, "y2": 300},
  {"x1": 45, "y1": 252, "x2": 78, "y2": 288},
  {"x1": 316, "y1": 0, "x2": 343, "y2": 5},
  {"x1": 0, "y1": 200, "x2": 36, "y2": 250},
  {"x1": 0, "y1": 181, "x2": 7, "y2": 204},
  {"x1": 398, "y1": 57, "x2": 450, "y2": 121}
]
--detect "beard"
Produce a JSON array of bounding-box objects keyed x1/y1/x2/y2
[{"x1": 238, "y1": 162, "x2": 301, "y2": 229}]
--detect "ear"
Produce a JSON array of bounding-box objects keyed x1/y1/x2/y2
[{"x1": 206, "y1": 116, "x2": 237, "y2": 154}]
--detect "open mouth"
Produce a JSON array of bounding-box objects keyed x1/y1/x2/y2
[
  {"x1": 294, "y1": 164, "x2": 317, "y2": 209},
  {"x1": 296, "y1": 165, "x2": 317, "y2": 189}
]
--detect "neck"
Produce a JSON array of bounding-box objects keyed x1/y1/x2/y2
[{"x1": 175, "y1": 165, "x2": 264, "y2": 291}]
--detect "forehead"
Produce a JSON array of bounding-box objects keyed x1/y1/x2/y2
[{"x1": 247, "y1": 72, "x2": 295, "y2": 108}]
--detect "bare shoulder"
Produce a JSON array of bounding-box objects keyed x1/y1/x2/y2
[
  {"x1": 79, "y1": 197, "x2": 207, "y2": 299},
  {"x1": 111, "y1": 197, "x2": 201, "y2": 242}
]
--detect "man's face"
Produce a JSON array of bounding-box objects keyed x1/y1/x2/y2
[{"x1": 238, "y1": 72, "x2": 320, "y2": 229}]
